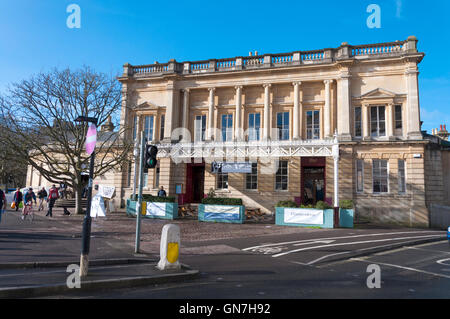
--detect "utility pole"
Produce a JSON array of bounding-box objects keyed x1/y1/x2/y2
[{"x1": 135, "y1": 132, "x2": 146, "y2": 253}]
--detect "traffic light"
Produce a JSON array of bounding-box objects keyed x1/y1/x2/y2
[{"x1": 144, "y1": 145, "x2": 158, "y2": 169}]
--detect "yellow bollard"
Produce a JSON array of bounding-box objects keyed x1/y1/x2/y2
[{"x1": 157, "y1": 224, "x2": 181, "y2": 270}]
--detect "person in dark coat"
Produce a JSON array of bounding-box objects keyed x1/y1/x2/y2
[{"x1": 13, "y1": 188, "x2": 23, "y2": 211}]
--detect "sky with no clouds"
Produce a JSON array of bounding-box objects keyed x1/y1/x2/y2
[{"x1": 0, "y1": 0, "x2": 449, "y2": 133}]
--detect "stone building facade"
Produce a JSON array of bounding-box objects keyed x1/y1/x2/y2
[{"x1": 26, "y1": 36, "x2": 450, "y2": 227}]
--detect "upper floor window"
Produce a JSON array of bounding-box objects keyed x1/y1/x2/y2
[
  {"x1": 277, "y1": 112, "x2": 290, "y2": 141},
  {"x1": 195, "y1": 115, "x2": 206, "y2": 142},
  {"x1": 354, "y1": 107, "x2": 362, "y2": 138},
  {"x1": 373, "y1": 159, "x2": 388, "y2": 193},
  {"x1": 370, "y1": 106, "x2": 386, "y2": 137},
  {"x1": 160, "y1": 115, "x2": 165, "y2": 141},
  {"x1": 221, "y1": 114, "x2": 233, "y2": 142},
  {"x1": 144, "y1": 115, "x2": 154, "y2": 142},
  {"x1": 306, "y1": 110, "x2": 320, "y2": 140},
  {"x1": 248, "y1": 113, "x2": 261, "y2": 141},
  {"x1": 395, "y1": 105, "x2": 403, "y2": 136}
]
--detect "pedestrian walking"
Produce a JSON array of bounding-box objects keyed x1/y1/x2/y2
[
  {"x1": 22, "y1": 187, "x2": 37, "y2": 220},
  {"x1": 46, "y1": 184, "x2": 59, "y2": 217},
  {"x1": 13, "y1": 188, "x2": 23, "y2": 212},
  {"x1": 0, "y1": 188, "x2": 6, "y2": 224},
  {"x1": 37, "y1": 187, "x2": 48, "y2": 211},
  {"x1": 157, "y1": 186, "x2": 167, "y2": 197}
]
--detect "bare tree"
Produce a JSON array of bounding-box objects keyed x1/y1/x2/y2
[{"x1": 0, "y1": 67, "x2": 133, "y2": 214}]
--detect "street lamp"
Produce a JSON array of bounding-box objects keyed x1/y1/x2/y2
[{"x1": 75, "y1": 116, "x2": 98, "y2": 277}]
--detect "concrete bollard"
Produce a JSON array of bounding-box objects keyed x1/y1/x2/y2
[{"x1": 157, "y1": 224, "x2": 181, "y2": 270}]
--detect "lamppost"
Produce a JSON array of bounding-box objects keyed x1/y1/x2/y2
[{"x1": 75, "y1": 116, "x2": 98, "y2": 277}]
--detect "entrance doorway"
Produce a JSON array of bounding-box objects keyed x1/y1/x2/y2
[
  {"x1": 301, "y1": 158, "x2": 326, "y2": 206},
  {"x1": 186, "y1": 163, "x2": 205, "y2": 203}
]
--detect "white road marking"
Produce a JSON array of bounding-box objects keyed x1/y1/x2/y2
[
  {"x1": 242, "y1": 231, "x2": 443, "y2": 252},
  {"x1": 293, "y1": 240, "x2": 335, "y2": 246},
  {"x1": 271, "y1": 234, "x2": 444, "y2": 258},
  {"x1": 436, "y1": 258, "x2": 450, "y2": 266},
  {"x1": 351, "y1": 258, "x2": 450, "y2": 280}
]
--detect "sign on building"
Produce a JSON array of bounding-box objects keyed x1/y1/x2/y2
[
  {"x1": 211, "y1": 162, "x2": 253, "y2": 174},
  {"x1": 97, "y1": 185, "x2": 115, "y2": 199}
]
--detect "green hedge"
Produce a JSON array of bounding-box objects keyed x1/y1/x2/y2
[
  {"x1": 201, "y1": 197, "x2": 243, "y2": 206},
  {"x1": 276, "y1": 200, "x2": 298, "y2": 208},
  {"x1": 340, "y1": 199, "x2": 354, "y2": 209},
  {"x1": 276, "y1": 200, "x2": 332, "y2": 209},
  {"x1": 131, "y1": 194, "x2": 176, "y2": 203}
]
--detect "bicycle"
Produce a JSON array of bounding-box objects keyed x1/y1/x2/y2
[{"x1": 21, "y1": 201, "x2": 35, "y2": 222}]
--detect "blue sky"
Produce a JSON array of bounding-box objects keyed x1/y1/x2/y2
[{"x1": 0, "y1": 0, "x2": 449, "y2": 133}]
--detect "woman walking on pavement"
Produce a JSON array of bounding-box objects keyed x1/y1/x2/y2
[{"x1": 37, "y1": 187, "x2": 47, "y2": 211}]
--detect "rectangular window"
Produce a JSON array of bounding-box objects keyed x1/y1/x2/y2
[
  {"x1": 373, "y1": 159, "x2": 388, "y2": 193},
  {"x1": 275, "y1": 160, "x2": 288, "y2": 191},
  {"x1": 154, "y1": 166, "x2": 160, "y2": 188},
  {"x1": 132, "y1": 116, "x2": 137, "y2": 141},
  {"x1": 306, "y1": 110, "x2": 320, "y2": 140},
  {"x1": 248, "y1": 113, "x2": 261, "y2": 141},
  {"x1": 370, "y1": 106, "x2": 386, "y2": 137},
  {"x1": 354, "y1": 107, "x2": 362, "y2": 138},
  {"x1": 144, "y1": 115, "x2": 154, "y2": 142},
  {"x1": 277, "y1": 112, "x2": 290, "y2": 140},
  {"x1": 221, "y1": 114, "x2": 233, "y2": 142},
  {"x1": 398, "y1": 160, "x2": 406, "y2": 193},
  {"x1": 246, "y1": 163, "x2": 258, "y2": 190},
  {"x1": 395, "y1": 105, "x2": 403, "y2": 135},
  {"x1": 127, "y1": 161, "x2": 132, "y2": 187},
  {"x1": 195, "y1": 115, "x2": 207, "y2": 141},
  {"x1": 160, "y1": 115, "x2": 165, "y2": 141},
  {"x1": 356, "y1": 159, "x2": 364, "y2": 193},
  {"x1": 216, "y1": 166, "x2": 228, "y2": 189}
]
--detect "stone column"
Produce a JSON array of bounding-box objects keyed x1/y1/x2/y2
[
  {"x1": 336, "y1": 72, "x2": 352, "y2": 141},
  {"x1": 293, "y1": 82, "x2": 300, "y2": 140},
  {"x1": 386, "y1": 103, "x2": 395, "y2": 139},
  {"x1": 362, "y1": 104, "x2": 370, "y2": 140},
  {"x1": 182, "y1": 89, "x2": 190, "y2": 131},
  {"x1": 405, "y1": 68, "x2": 422, "y2": 140},
  {"x1": 324, "y1": 80, "x2": 333, "y2": 138},
  {"x1": 263, "y1": 84, "x2": 272, "y2": 140},
  {"x1": 163, "y1": 81, "x2": 179, "y2": 142},
  {"x1": 235, "y1": 86, "x2": 243, "y2": 141},
  {"x1": 207, "y1": 88, "x2": 215, "y2": 141}
]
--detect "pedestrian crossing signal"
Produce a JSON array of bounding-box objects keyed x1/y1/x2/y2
[{"x1": 145, "y1": 145, "x2": 158, "y2": 169}]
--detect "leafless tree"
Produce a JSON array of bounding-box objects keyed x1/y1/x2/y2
[{"x1": 0, "y1": 67, "x2": 133, "y2": 214}]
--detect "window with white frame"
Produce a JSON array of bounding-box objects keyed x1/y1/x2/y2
[
  {"x1": 306, "y1": 110, "x2": 320, "y2": 140},
  {"x1": 248, "y1": 113, "x2": 261, "y2": 141},
  {"x1": 160, "y1": 115, "x2": 165, "y2": 141},
  {"x1": 398, "y1": 159, "x2": 406, "y2": 193},
  {"x1": 195, "y1": 115, "x2": 206, "y2": 142},
  {"x1": 216, "y1": 166, "x2": 228, "y2": 189},
  {"x1": 246, "y1": 163, "x2": 258, "y2": 190},
  {"x1": 132, "y1": 115, "x2": 137, "y2": 141},
  {"x1": 144, "y1": 115, "x2": 154, "y2": 142},
  {"x1": 373, "y1": 159, "x2": 388, "y2": 193},
  {"x1": 127, "y1": 161, "x2": 132, "y2": 187},
  {"x1": 354, "y1": 107, "x2": 362, "y2": 138},
  {"x1": 275, "y1": 160, "x2": 288, "y2": 191},
  {"x1": 370, "y1": 106, "x2": 386, "y2": 137},
  {"x1": 277, "y1": 112, "x2": 290, "y2": 140},
  {"x1": 356, "y1": 159, "x2": 364, "y2": 193},
  {"x1": 395, "y1": 105, "x2": 403, "y2": 136},
  {"x1": 221, "y1": 114, "x2": 233, "y2": 142}
]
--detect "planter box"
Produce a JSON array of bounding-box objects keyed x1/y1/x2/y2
[
  {"x1": 276, "y1": 207, "x2": 334, "y2": 228},
  {"x1": 126, "y1": 199, "x2": 178, "y2": 220},
  {"x1": 339, "y1": 208, "x2": 354, "y2": 228},
  {"x1": 198, "y1": 204, "x2": 245, "y2": 224}
]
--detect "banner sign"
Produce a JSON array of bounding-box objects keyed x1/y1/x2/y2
[
  {"x1": 283, "y1": 208, "x2": 324, "y2": 225},
  {"x1": 203, "y1": 205, "x2": 241, "y2": 221},
  {"x1": 85, "y1": 124, "x2": 97, "y2": 155},
  {"x1": 212, "y1": 162, "x2": 253, "y2": 174},
  {"x1": 90, "y1": 195, "x2": 106, "y2": 218},
  {"x1": 97, "y1": 185, "x2": 115, "y2": 199},
  {"x1": 146, "y1": 202, "x2": 167, "y2": 217}
]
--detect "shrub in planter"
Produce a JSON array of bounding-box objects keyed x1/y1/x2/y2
[
  {"x1": 201, "y1": 197, "x2": 243, "y2": 206},
  {"x1": 316, "y1": 201, "x2": 332, "y2": 210},
  {"x1": 141, "y1": 194, "x2": 176, "y2": 203},
  {"x1": 276, "y1": 200, "x2": 299, "y2": 208},
  {"x1": 300, "y1": 204, "x2": 314, "y2": 209},
  {"x1": 340, "y1": 200, "x2": 354, "y2": 209}
]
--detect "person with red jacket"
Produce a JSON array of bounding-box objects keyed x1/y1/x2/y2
[{"x1": 46, "y1": 185, "x2": 59, "y2": 218}]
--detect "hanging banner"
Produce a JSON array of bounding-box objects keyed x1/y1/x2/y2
[
  {"x1": 97, "y1": 185, "x2": 115, "y2": 199},
  {"x1": 90, "y1": 195, "x2": 106, "y2": 218},
  {"x1": 86, "y1": 124, "x2": 97, "y2": 155},
  {"x1": 212, "y1": 162, "x2": 253, "y2": 174},
  {"x1": 283, "y1": 208, "x2": 324, "y2": 225}
]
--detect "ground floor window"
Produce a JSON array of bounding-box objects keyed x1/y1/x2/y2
[
  {"x1": 246, "y1": 163, "x2": 258, "y2": 190},
  {"x1": 154, "y1": 165, "x2": 160, "y2": 188},
  {"x1": 217, "y1": 167, "x2": 228, "y2": 190},
  {"x1": 275, "y1": 160, "x2": 288, "y2": 191},
  {"x1": 356, "y1": 159, "x2": 364, "y2": 193},
  {"x1": 373, "y1": 159, "x2": 388, "y2": 193},
  {"x1": 398, "y1": 159, "x2": 406, "y2": 193}
]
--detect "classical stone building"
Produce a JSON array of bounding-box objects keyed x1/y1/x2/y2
[{"x1": 26, "y1": 36, "x2": 450, "y2": 227}]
